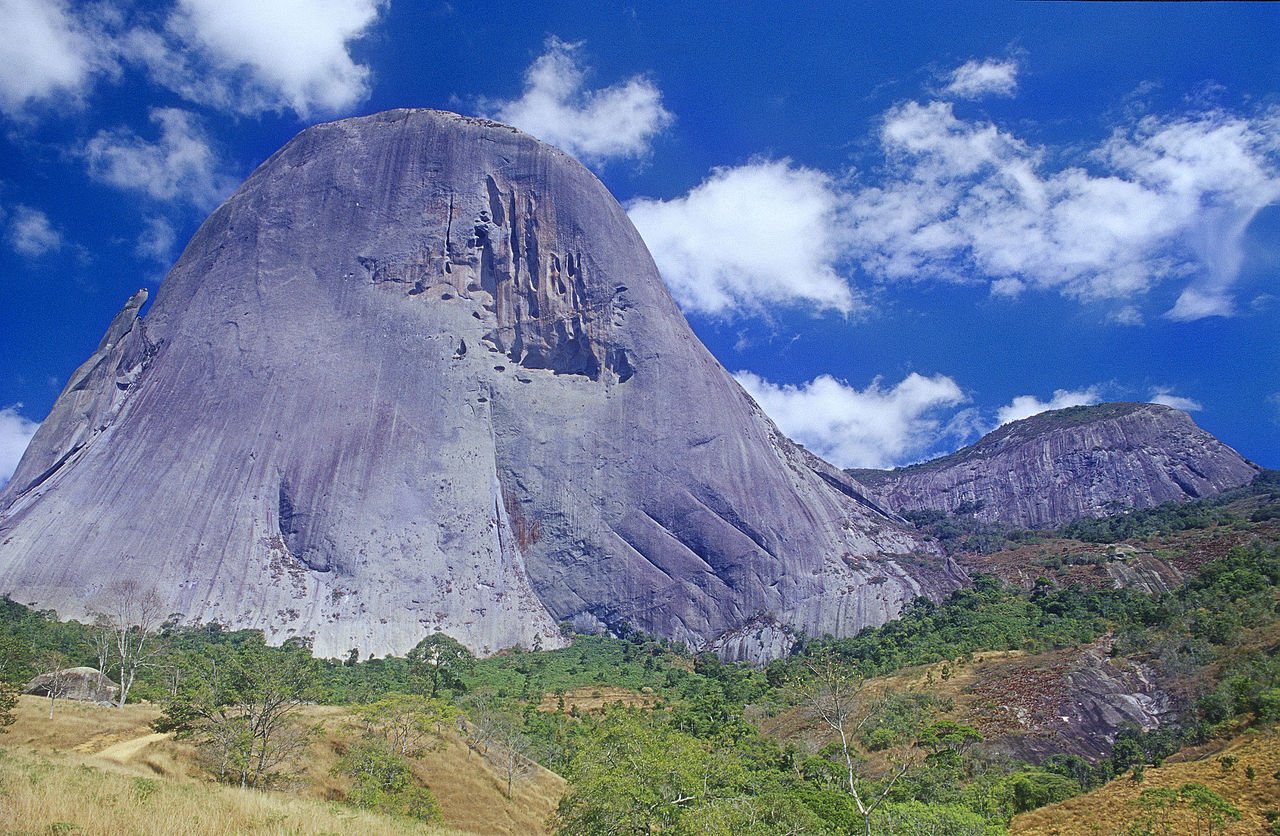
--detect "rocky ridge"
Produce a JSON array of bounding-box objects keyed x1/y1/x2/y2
[{"x1": 851, "y1": 403, "x2": 1260, "y2": 530}]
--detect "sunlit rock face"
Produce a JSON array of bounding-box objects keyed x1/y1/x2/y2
[
  {"x1": 852, "y1": 403, "x2": 1260, "y2": 530},
  {"x1": 0, "y1": 109, "x2": 962, "y2": 660}
]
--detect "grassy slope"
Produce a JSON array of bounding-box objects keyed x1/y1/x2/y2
[
  {"x1": 1011, "y1": 725, "x2": 1280, "y2": 835},
  {"x1": 0, "y1": 695, "x2": 563, "y2": 836}
]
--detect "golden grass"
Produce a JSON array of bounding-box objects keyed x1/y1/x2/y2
[
  {"x1": 0, "y1": 745, "x2": 450, "y2": 835},
  {"x1": 1011, "y1": 726, "x2": 1280, "y2": 835},
  {"x1": 1, "y1": 695, "x2": 564, "y2": 836}
]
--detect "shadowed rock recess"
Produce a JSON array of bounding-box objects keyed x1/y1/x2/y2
[
  {"x1": 852, "y1": 403, "x2": 1260, "y2": 530},
  {"x1": 0, "y1": 109, "x2": 962, "y2": 661}
]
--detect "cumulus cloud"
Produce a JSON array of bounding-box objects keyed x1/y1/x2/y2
[
  {"x1": 486, "y1": 37, "x2": 673, "y2": 165},
  {"x1": 0, "y1": 405, "x2": 40, "y2": 488},
  {"x1": 7, "y1": 206, "x2": 62, "y2": 257},
  {"x1": 942, "y1": 58, "x2": 1019, "y2": 99},
  {"x1": 735, "y1": 370, "x2": 969, "y2": 469},
  {"x1": 0, "y1": 0, "x2": 106, "y2": 115},
  {"x1": 995, "y1": 387, "x2": 1101, "y2": 426},
  {"x1": 628, "y1": 160, "x2": 858, "y2": 316},
  {"x1": 84, "y1": 107, "x2": 237, "y2": 208},
  {"x1": 1149, "y1": 388, "x2": 1202, "y2": 412},
  {"x1": 847, "y1": 97, "x2": 1280, "y2": 321},
  {"x1": 140, "y1": 0, "x2": 386, "y2": 118}
]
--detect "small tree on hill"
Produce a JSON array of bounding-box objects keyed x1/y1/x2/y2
[
  {"x1": 91, "y1": 579, "x2": 164, "y2": 708},
  {"x1": 407, "y1": 632, "x2": 474, "y2": 698},
  {"x1": 800, "y1": 651, "x2": 912, "y2": 836},
  {"x1": 334, "y1": 737, "x2": 443, "y2": 822},
  {"x1": 34, "y1": 650, "x2": 71, "y2": 720},
  {"x1": 155, "y1": 634, "x2": 320, "y2": 788},
  {"x1": 356, "y1": 693, "x2": 456, "y2": 756}
]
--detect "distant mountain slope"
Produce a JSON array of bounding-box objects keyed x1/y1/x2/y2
[{"x1": 850, "y1": 403, "x2": 1260, "y2": 529}]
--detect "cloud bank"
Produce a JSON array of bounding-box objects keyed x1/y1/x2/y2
[
  {"x1": 486, "y1": 38, "x2": 673, "y2": 165},
  {"x1": 995, "y1": 388, "x2": 1101, "y2": 426},
  {"x1": 632, "y1": 57, "x2": 1280, "y2": 322},
  {"x1": 0, "y1": 0, "x2": 386, "y2": 120},
  {"x1": 735, "y1": 370, "x2": 969, "y2": 469},
  {"x1": 0, "y1": 0, "x2": 107, "y2": 116},
  {"x1": 85, "y1": 108, "x2": 237, "y2": 208},
  {"x1": 628, "y1": 161, "x2": 858, "y2": 316}
]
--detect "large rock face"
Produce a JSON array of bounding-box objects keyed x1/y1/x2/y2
[
  {"x1": 0, "y1": 109, "x2": 961, "y2": 660},
  {"x1": 852, "y1": 403, "x2": 1259, "y2": 530}
]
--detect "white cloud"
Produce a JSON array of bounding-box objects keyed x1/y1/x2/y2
[
  {"x1": 0, "y1": 0, "x2": 105, "y2": 115},
  {"x1": 0, "y1": 404, "x2": 40, "y2": 488},
  {"x1": 155, "y1": 0, "x2": 385, "y2": 118},
  {"x1": 7, "y1": 206, "x2": 62, "y2": 257},
  {"x1": 943, "y1": 58, "x2": 1019, "y2": 99},
  {"x1": 846, "y1": 99, "x2": 1280, "y2": 321},
  {"x1": 735, "y1": 370, "x2": 969, "y2": 469},
  {"x1": 1149, "y1": 388, "x2": 1202, "y2": 412},
  {"x1": 629, "y1": 161, "x2": 858, "y2": 316},
  {"x1": 84, "y1": 108, "x2": 236, "y2": 208},
  {"x1": 486, "y1": 37, "x2": 673, "y2": 165},
  {"x1": 135, "y1": 216, "x2": 177, "y2": 264},
  {"x1": 996, "y1": 387, "x2": 1101, "y2": 426}
]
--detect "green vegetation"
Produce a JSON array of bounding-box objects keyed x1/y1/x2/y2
[{"x1": 2, "y1": 487, "x2": 1278, "y2": 834}]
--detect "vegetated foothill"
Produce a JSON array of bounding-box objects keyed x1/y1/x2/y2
[{"x1": 2, "y1": 476, "x2": 1278, "y2": 834}]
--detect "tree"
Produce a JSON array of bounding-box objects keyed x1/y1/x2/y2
[
  {"x1": 552, "y1": 710, "x2": 714, "y2": 834},
  {"x1": 1178, "y1": 783, "x2": 1241, "y2": 836},
  {"x1": 355, "y1": 693, "x2": 456, "y2": 756},
  {"x1": 799, "y1": 652, "x2": 911, "y2": 836},
  {"x1": 155, "y1": 634, "x2": 320, "y2": 788},
  {"x1": 334, "y1": 737, "x2": 443, "y2": 822},
  {"x1": 406, "y1": 632, "x2": 474, "y2": 698},
  {"x1": 91, "y1": 580, "x2": 164, "y2": 708},
  {"x1": 460, "y1": 694, "x2": 536, "y2": 798},
  {"x1": 33, "y1": 650, "x2": 71, "y2": 720}
]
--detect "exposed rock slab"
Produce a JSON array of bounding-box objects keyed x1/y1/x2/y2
[
  {"x1": 852, "y1": 403, "x2": 1259, "y2": 530},
  {"x1": 0, "y1": 109, "x2": 961, "y2": 660},
  {"x1": 23, "y1": 667, "x2": 119, "y2": 703}
]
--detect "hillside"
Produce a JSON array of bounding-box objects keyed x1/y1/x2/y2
[
  {"x1": 0, "y1": 696, "x2": 562, "y2": 836},
  {"x1": 2, "y1": 482, "x2": 1277, "y2": 834}
]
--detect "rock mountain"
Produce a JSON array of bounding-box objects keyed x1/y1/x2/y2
[
  {"x1": 0, "y1": 109, "x2": 962, "y2": 661},
  {"x1": 851, "y1": 402, "x2": 1260, "y2": 530}
]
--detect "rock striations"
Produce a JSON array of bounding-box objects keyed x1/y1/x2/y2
[
  {"x1": 0, "y1": 109, "x2": 962, "y2": 661},
  {"x1": 852, "y1": 402, "x2": 1260, "y2": 530}
]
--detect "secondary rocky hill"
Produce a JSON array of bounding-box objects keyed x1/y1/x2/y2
[
  {"x1": 0, "y1": 109, "x2": 961, "y2": 661},
  {"x1": 851, "y1": 403, "x2": 1259, "y2": 530}
]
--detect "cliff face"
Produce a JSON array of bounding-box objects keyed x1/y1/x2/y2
[
  {"x1": 0, "y1": 109, "x2": 962, "y2": 661},
  {"x1": 852, "y1": 403, "x2": 1259, "y2": 530}
]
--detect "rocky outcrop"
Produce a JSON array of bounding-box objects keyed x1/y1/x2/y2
[
  {"x1": 0, "y1": 109, "x2": 962, "y2": 661},
  {"x1": 969, "y1": 638, "x2": 1173, "y2": 763},
  {"x1": 23, "y1": 667, "x2": 119, "y2": 703},
  {"x1": 852, "y1": 403, "x2": 1259, "y2": 530}
]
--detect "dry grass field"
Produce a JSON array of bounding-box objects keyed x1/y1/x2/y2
[
  {"x1": 1011, "y1": 725, "x2": 1280, "y2": 835},
  {"x1": 0, "y1": 695, "x2": 564, "y2": 836}
]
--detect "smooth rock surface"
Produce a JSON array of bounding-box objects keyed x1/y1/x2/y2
[
  {"x1": 0, "y1": 109, "x2": 962, "y2": 660},
  {"x1": 852, "y1": 403, "x2": 1260, "y2": 530},
  {"x1": 23, "y1": 667, "x2": 119, "y2": 703}
]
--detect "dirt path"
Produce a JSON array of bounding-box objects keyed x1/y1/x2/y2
[{"x1": 93, "y1": 731, "x2": 170, "y2": 763}]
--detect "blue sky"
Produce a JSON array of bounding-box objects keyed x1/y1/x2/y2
[{"x1": 1, "y1": 1, "x2": 1278, "y2": 485}]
